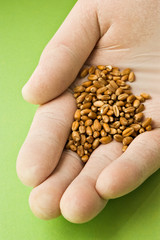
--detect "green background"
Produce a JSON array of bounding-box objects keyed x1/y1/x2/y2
[{"x1": 0, "y1": 0, "x2": 160, "y2": 239}]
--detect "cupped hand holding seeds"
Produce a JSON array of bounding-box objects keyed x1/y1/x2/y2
[{"x1": 17, "y1": 0, "x2": 160, "y2": 223}]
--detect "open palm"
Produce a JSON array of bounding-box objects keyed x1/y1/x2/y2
[{"x1": 17, "y1": 0, "x2": 160, "y2": 223}]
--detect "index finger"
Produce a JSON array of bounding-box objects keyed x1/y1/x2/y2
[{"x1": 22, "y1": 0, "x2": 101, "y2": 105}]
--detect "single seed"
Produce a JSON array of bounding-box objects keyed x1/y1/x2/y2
[
  {"x1": 130, "y1": 124, "x2": 141, "y2": 131},
  {"x1": 74, "y1": 109, "x2": 81, "y2": 120},
  {"x1": 101, "y1": 129, "x2": 107, "y2": 137},
  {"x1": 82, "y1": 81, "x2": 92, "y2": 87},
  {"x1": 139, "y1": 128, "x2": 145, "y2": 134},
  {"x1": 89, "y1": 66, "x2": 96, "y2": 74},
  {"x1": 103, "y1": 123, "x2": 110, "y2": 133},
  {"x1": 79, "y1": 125, "x2": 85, "y2": 134},
  {"x1": 97, "y1": 65, "x2": 106, "y2": 70},
  {"x1": 124, "y1": 107, "x2": 135, "y2": 113},
  {"x1": 74, "y1": 85, "x2": 85, "y2": 93},
  {"x1": 134, "y1": 112, "x2": 143, "y2": 121},
  {"x1": 136, "y1": 104, "x2": 145, "y2": 113},
  {"x1": 72, "y1": 131, "x2": 80, "y2": 141},
  {"x1": 100, "y1": 136, "x2": 112, "y2": 144},
  {"x1": 92, "y1": 138, "x2": 100, "y2": 149},
  {"x1": 122, "y1": 127, "x2": 134, "y2": 137},
  {"x1": 80, "y1": 68, "x2": 89, "y2": 78},
  {"x1": 127, "y1": 95, "x2": 136, "y2": 103},
  {"x1": 72, "y1": 121, "x2": 79, "y2": 131},
  {"x1": 118, "y1": 93, "x2": 128, "y2": 101},
  {"x1": 123, "y1": 136, "x2": 133, "y2": 145},
  {"x1": 128, "y1": 71, "x2": 135, "y2": 82},
  {"x1": 88, "y1": 111, "x2": 97, "y2": 119},
  {"x1": 85, "y1": 119, "x2": 93, "y2": 126},
  {"x1": 81, "y1": 135, "x2": 86, "y2": 145},
  {"x1": 142, "y1": 118, "x2": 152, "y2": 128},
  {"x1": 70, "y1": 145, "x2": 77, "y2": 151},
  {"x1": 140, "y1": 93, "x2": 151, "y2": 99},
  {"x1": 122, "y1": 145, "x2": 128, "y2": 152},
  {"x1": 114, "y1": 134, "x2": 123, "y2": 142},
  {"x1": 94, "y1": 119, "x2": 102, "y2": 131},
  {"x1": 77, "y1": 145, "x2": 84, "y2": 157},
  {"x1": 133, "y1": 99, "x2": 140, "y2": 108},
  {"x1": 81, "y1": 155, "x2": 89, "y2": 162},
  {"x1": 86, "y1": 126, "x2": 92, "y2": 136},
  {"x1": 146, "y1": 125, "x2": 152, "y2": 131},
  {"x1": 93, "y1": 101, "x2": 104, "y2": 107},
  {"x1": 88, "y1": 74, "x2": 98, "y2": 81},
  {"x1": 113, "y1": 105, "x2": 120, "y2": 117},
  {"x1": 121, "y1": 68, "x2": 131, "y2": 76},
  {"x1": 81, "y1": 102, "x2": 92, "y2": 109},
  {"x1": 120, "y1": 117, "x2": 128, "y2": 126},
  {"x1": 97, "y1": 86, "x2": 107, "y2": 94},
  {"x1": 93, "y1": 131, "x2": 100, "y2": 138},
  {"x1": 86, "y1": 136, "x2": 94, "y2": 143}
]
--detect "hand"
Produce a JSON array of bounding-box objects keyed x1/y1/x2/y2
[{"x1": 17, "y1": 0, "x2": 160, "y2": 223}]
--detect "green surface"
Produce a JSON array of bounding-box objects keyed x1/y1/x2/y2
[{"x1": 0, "y1": 1, "x2": 160, "y2": 239}]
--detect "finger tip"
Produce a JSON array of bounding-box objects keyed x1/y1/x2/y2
[
  {"x1": 29, "y1": 187, "x2": 61, "y2": 220},
  {"x1": 60, "y1": 181, "x2": 106, "y2": 224}
]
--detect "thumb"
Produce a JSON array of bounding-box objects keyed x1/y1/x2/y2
[{"x1": 22, "y1": 0, "x2": 101, "y2": 105}]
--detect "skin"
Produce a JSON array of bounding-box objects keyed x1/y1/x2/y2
[{"x1": 16, "y1": 0, "x2": 160, "y2": 223}]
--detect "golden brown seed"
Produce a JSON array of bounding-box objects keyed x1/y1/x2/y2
[
  {"x1": 80, "y1": 68, "x2": 89, "y2": 78},
  {"x1": 121, "y1": 75, "x2": 128, "y2": 81},
  {"x1": 90, "y1": 86, "x2": 97, "y2": 93},
  {"x1": 82, "y1": 81, "x2": 92, "y2": 87},
  {"x1": 146, "y1": 125, "x2": 152, "y2": 131},
  {"x1": 115, "y1": 88, "x2": 123, "y2": 96},
  {"x1": 76, "y1": 92, "x2": 88, "y2": 103},
  {"x1": 118, "y1": 93, "x2": 128, "y2": 101},
  {"x1": 89, "y1": 66, "x2": 96, "y2": 74},
  {"x1": 77, "y1": 145, "x2": 84, "y2": 157},
  {"x1": 88, "y1": 74, "x2": 98, "y2": 81},
  {"x1": 110, "y1": 128, "x2": 117, "y2": 134},
  {"x1": 92, "y1": 138, "x2": 100, "y2": 149},
  {"x1": 123, "y1": 136, "x2": 133, "y2": 145},
  {"x1": 86, "y1": 126, "x2": 92, "y2": 136},
  {"x1": 107, "y1": 109, "x2": 114, "y2": 116},
  {"x1": 130, "y1": 124, "x2": 141, "y2": 131},
  {"x1": 128, "y1": 119, "x2": 134, "y2": 124},
  {"x1": 100, "y1": 105, "x2": 109, "y2": 115},
  {"x1": 111, "y1": 94, "x2": 117, "y2": 101},
  {"x1": 127, "y1": 95, "x2": 136, "y2": 103},
  {"x1": 139, "y1": 128, "x2": 145, "y2": 134},
  {"x1": 107, "y1": 84, "x2": 116, "y2": 93},
  {"x1": 133, "y1": 99, "x2": 140, "y2": 108},
  {"x1": 134, "y1": 112, "x2": 143, "y2": 121},
  {"x1": 72, "y1": 131, "x2": 80, "y2": 141},
  {"x1": 81, "y1": 116, "x2": 89, "y2": 121},
  {"x1": 122, "y1": 145, "x2": 128, "y2": 152},
  {"x1": 113, "y1": 105, "x2": 120, "y2": 117},
  {"x1": 74, "y1": 109, "x2": 81, "y2": 120},
  {"x1": 122, "y1": 127, "x2": 134, "y2": 137},
  {"x1": 74, "y1": 85, "x2": 85, "y2": 93},
  {"x1": 95, "y1": 69, "x2": 101, "y2": 78},
  {"x1": 66, "y1": 139, "x2": 74, "y2": 149},
  {"x1": 102, "y1": 115, "x2": 109, "y2": 123},
  {"x1": 81, "y1": 109, "x2": 91, "y2": 115},
  {"x1": 121, "y1": 84, "x2": 130, "y2": 90},
  {"x1": 88, "y1": 111, "x2": 97, "y2": 119},
  {"x1": 84, "y1": 142, "x2": 92, "y2": 150},
  {"x1": 70, "y1": 145, "x2": 77, "y2": 151},
  {"x1": 114, "y1": 134, "x2": 123, "y2": 142},
  {"x1": 85, "y1": 119, "x2": 93, "y2": 126},
  {"x1": 74, "y1": 92, "x2": 80, "y2": 98},
  {"x1": 79, "y1": 125, "x2": 85, "y2": 134},
  {"x1": 94, "y1": 119, "x2": 102, "y2": 131},
  {"x1": 116, "y1": 101, "x2": 125, "y2": 107},
  {"x1": 124, "y1": 107, "x2": 135, "y2": 113},
  {"x1": 93, "y1": 81, "x2": 104, "y2": 88},
  {"x1": 121, "y1": 68, "x2": 131, "y2": 76},
  {"x1": 85, "y1": 94, "x2": 92, "y2": 102},
  {"x1": 81, "y1": 102, "x2": 92, "y2": 109},
  {"x1": 136, "y1": 104, "x2": 145, "y2": 113},
  {"x1": 142, "y1": 117, "x2": 152, "y2": 128},
  {"x1": 101, "y1": 129, "x2": 107, "y2": 137},
  {"x1": 136, "y1": 96, "x2": 145, "y2": 102},
  {"x1": 97, "y1": 65, "x2": 106, "y2": 70},
  {"x1": 116, "y1": 80, "x2": 126, "y2": 86},
  {"x1": 111, "y1": 121, "x2": 120, "y2": 129},
  {"x1": 128, "y1": 71, "x2": 135, "y2": 82},
  {"x1": 110, "y1": 80, "x2": 118, "y2": 90},
  {"x1": 86, "y1": 136, "x2": 94, "y2": 143},
  {"x1": 140, "y1": 93, "x2": 151, "y2": 99},
  {"x1": 97, "y1": 86, "x2": 107, "y2": 94},
  {"x1": 93, "y1": 131, "x2": 100, "y2": 138},
  {"x1": 72, "y1": 121, "x2": 79, "y2": 131},
  {"x1": 81, "y1": 135, "x2": 86, "y2": 145},
  {"x1": 103, "y1": 123, "x2": 110, "y2": 133},
  {"x1": 81, "y1": 155, "x2": 89, "y2": 163},
  {"x1": 106, "y1": 65, "x2": 112, "y2": 71},
  {"x1": 110, "y1": 70, "x2": 120, "y2": 76},
  {"x1": 120, "y1": 117, "x2": 128, "y2": 126},
  {"x1": 107, "y1": 74, "x2": 113, "y2": 80},
  {"x1": 93, "y1": 101, "x2": 104, "y2": 107},
  {"x1": 100, "y1": 136, "x2": 112, "y2": 144}
]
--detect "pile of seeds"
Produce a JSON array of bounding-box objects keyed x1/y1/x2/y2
[{"x1": 66, "y1": 65, "x2": 152, "y2": 163}]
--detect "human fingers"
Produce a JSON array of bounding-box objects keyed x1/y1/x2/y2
[
  {"x1": 29, "y1": 150, "x2": 84, "y2": 220},
  {"x1": 22, "y1": 0, "x2": 101, "y2": 104},
  {"x1": 16, "y1": 91, "x2": 75, "y2": 187},
  {"x1": 96, "y1": 129, "x2": 160, "y2": 199},
  {"x1": 60, "y1": 141, "x2": 122, "y2": 223}
]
